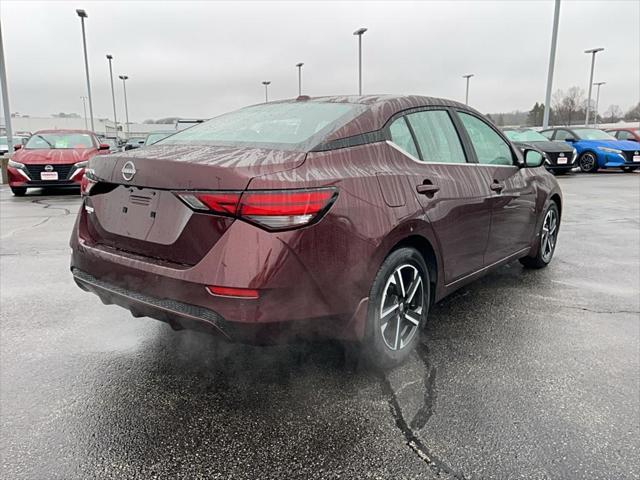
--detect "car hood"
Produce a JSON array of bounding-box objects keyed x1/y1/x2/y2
[
  {"x1": 14, "y1": 148, "x2": 96, "y2": 165},
  {"x1": 576, "y1": 139, "x2": 640, "y2": 150},
  {"x1": 514, "y1": 140, "x2": 574, "y2": 153}
]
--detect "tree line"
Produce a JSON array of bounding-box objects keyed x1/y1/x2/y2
[{"x1": 488, "y1": 87, "x2": 639, "y2": 127}]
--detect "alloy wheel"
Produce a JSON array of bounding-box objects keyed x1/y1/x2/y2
[
  {"x1": 579, "y1": 153, "x2": 596, "y2": 172},
  {"x1": 379, "y1": 264, "x2": 424, "y2": 351},
  {"x1": 540, "y1": 208, "x2": 558, "y2": 262}
]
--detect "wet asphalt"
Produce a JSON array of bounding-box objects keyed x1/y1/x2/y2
[{"x1": 1, "y1": 172, "x2": 638, "y2": 480}]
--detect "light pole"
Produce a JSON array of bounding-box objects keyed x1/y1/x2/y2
[
  {"x1": 119, "y1": 75, "x2": 130, "y2": 138},
  {"x1": 296, "y1": 63, "x2": 304, "y2": 96},
  {"x1": 262, "y1": 81, "x2": 271, "y2": 103},
  {"x1": 80, "y1": 96, "x2": 88, "y2": 129},
  {"x1": 584, "y1": 47, "x2": 604, "y2": 126},
  {"x1": 76, "y1": 9, "x2": 95, "y2": 132},
  {"x1": 462, "y1": 74, "x2": 474, "y2": 105},
  {"x1": 543, "y1": 0, "x2": 561, "y2": 128},
  {"x1": 0, "y1": 20, "x2": 14, "y2": 153},
  {"x1": 593, "y1": 81, "x2": 605, "y2": 127},
  {"x1": 106, "y1": 54, "x2": 118, "y2": 139},
  {"x1": 353, "y1": 27, "x2": 367, "y2": 95}
]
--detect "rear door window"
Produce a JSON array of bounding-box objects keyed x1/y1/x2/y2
[
  {"x1": 405, "y1": 110, "x2": 467, "y2": 164},
  {"x1": 389, "y1": 117, "x2": 419, "y2": 158},
  {"x1": 554, "y1": 129, "x2": 573, "y2": 141},
  {"x1": 458, "y1": 112, "x2": 513, "y2": 166}
]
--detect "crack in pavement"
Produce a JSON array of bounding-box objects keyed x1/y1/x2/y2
[
  {"x1": 379, "y1": 341, "x2": 467, "y2": 480},
  {"x1": 557, "y1": 305, "x2": 640, "y2": 315},
  {"x1": 30, "y1": 198, "x2": 73, "y2": 216}
]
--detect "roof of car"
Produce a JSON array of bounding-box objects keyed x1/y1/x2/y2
[
  {"x1": 270, "y1": 94, "x2": 477, "y2": 143},
  {"x1": 33, "y1": 129, "x2": 96, "y2": 135}
]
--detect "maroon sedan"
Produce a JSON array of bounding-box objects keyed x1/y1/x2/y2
[
  {"x1": 606, "y1": 127, "x2": 640, "y2": 143},
  {"x1": 8, "y1": 129, "x2": 110, "y2": 196},
  {"x1": 70, "y1": 95, "x2": 562, "y2": 368}
]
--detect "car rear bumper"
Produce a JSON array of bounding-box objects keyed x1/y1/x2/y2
[
  {"x1": 72, "y1": 266, "x2": 365, "y2": 344},
  {"x1": 70, "y1": 207, "x2": 369, "y2": 342}
]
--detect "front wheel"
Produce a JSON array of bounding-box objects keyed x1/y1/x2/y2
[
  {"x1": 622, "y1": 167, "x2": 637, "y2": 173},
  {"x1": 364, "y1": 247, "x2": 429, "y2": 369},
  {"x1": 520, "y1": 202, "x2": 560, "y2": 269},
  {"x1": 10, "y1": 187, "x2": 27, "y2": 196},
  {"x1": 578, "y1": 152, "x2": 598, "y2": 173}
]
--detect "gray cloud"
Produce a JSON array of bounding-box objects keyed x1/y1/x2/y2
[{"x1": 2, "y1": 0, "x2": 638, "y2": 121}]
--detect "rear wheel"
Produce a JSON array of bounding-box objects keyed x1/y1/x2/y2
[
  {"x1": 578, "y1": 152, "x2": 598, "y2": 173},
  {"x1": 520, "y1": 202, "x2": 560, "y2": 269},
  {"x1": 10, "y1": 187, "x2": 27, "y2": 196},
  {"x1": 364, "y1": 247, "x2": 429, "y2": 369},
  {"x1": 622, "y1": 167, "x2": 637, "y2": 173}
]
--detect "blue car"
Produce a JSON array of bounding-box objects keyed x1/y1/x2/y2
[{"x1": 540, "y1": 127, "x2": 640, "y2": 173}]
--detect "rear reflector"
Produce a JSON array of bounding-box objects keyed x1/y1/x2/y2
[
  {"x1": 206, "y1": 285, "x2": 259, "y2": 299},
  {"x1": 175, "y1": 187, "x2": 337, "y2": 231}
]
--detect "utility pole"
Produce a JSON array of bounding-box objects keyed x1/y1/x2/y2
[{"x1": 543, "y1": 0, "x2": 561, "y2": 128}]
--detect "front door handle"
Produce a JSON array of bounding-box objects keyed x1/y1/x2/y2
[
  {"x1": 416, "y1": 184, "x2": 440, "y2": 195},
  {"x1": 490, "y1": 180, "x2": 505, "y2": 193}
]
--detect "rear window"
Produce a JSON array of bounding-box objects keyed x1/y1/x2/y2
[{"x1": 157, "y1": 102, "x2": 365, "y2": 150}]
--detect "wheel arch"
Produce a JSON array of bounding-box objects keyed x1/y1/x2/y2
[{"x1": 386, "y1": 235, "x2": 439, "y2": 306}]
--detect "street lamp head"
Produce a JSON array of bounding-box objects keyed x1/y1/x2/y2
[
  {"x1": 353, "y1": 27, "x2": 368, "y2": 36},
  {"x1": 584, "y1": 47, "x2": 604, "y2": 54},
  {"x1": 463, "y1": 74, "x2": 474, "y2": 79},
  {"x1": 262, "y1": 81, "x2": 271, "y2": 86},
  {"x1": 593, "y1": 81, "x2": 606, "y2": 86},
  {"x1": 296, "y1": 63, "x2": 304, "y2": 68},
  {"x1": 119, "y1": 75, "x2": 128, "y2": 80},
  {"x1": 76, "y1": 9, "x2": 87, "y2": 18},
  {"x1": 106, "y1": 54, "x2": 113, "y2": 60}
]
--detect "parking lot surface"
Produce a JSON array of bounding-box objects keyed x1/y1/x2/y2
[{"x1": 1, "y1": 173, "x2": 639, "y2": 479}]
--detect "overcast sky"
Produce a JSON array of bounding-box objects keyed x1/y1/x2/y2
[{"x1": 1, "y1": 0, "x2": 638, "y2": 122}]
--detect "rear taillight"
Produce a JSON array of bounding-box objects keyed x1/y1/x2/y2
[
  {"x1": 175, "y1": 187, "x2": 337, "y2": 231},
  {"x1": 80, "y1": 169, "x2": 97, "y2": 196}
]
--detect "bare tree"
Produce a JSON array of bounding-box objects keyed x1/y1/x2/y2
[
  {"x1": 552, "y1": 87, "x2": 585, "y2": 126},
  {"x1": 624, "y1": 103, "x2": 640, "y2": 122},
  {"x1": 603, "y1": 105, "x2": 623, "y2": 123}
]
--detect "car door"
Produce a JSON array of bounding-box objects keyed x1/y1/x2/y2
[
  {"x1": 454, "y1": 111, "x2": 538, "y2": 265},
  {"x1": 387, "y1": 109, "x2": 492, "y2": 284}
]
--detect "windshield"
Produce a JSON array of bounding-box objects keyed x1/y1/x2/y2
[
  {"x1": 157, "y1": 102, "x2": 366, "y2": 150},
  {"x1": 145, "y1": 132, "x2": 173, "y2": 145},
  {"x1": 573, "y1": 128, "x2": 616, "y2": 140},
  {"x1": 503, "y1": 130, "x2": 548, "y2": 142},
  {"x1": 25, "y1": 133, "x2": 94, "y2": 149}
]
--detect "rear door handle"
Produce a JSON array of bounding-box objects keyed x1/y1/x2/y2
[
  {"x1": 416, "y1": 184, "x2": 440, "y2": 195},
  {"x1": 490, "y1": 181, "x2": 505, "y2": 193}
]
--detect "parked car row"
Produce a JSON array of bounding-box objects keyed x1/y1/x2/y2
[{"x1": 501, "y1": 126, "x2": 640, "y2": 174}]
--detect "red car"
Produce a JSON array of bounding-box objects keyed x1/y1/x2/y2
[
  {"x1": 606, "y1": 127, "x2": 640, "y2": 143},
  {"x1": 70, "y1": 95, "x2": 562, "y2": 368},
  {"x1": 8, "y1": 129, "x2": 109, "y2": 196}
]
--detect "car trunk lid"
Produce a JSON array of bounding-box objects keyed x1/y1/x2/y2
[{"x1": 84, "y1": 144, "x2": 306, "y2": 266}]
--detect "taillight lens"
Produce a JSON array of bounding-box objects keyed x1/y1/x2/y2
[
  {"x1": 80, "y1": 169, "x2": 97, "y2": 196},
  {"x1": 175, "y1": 187, "x2": 337, "y2": 231}
]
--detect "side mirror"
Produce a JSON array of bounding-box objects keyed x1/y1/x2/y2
[
  {"x1": 98, "y1": 143, "x2": 110, "y2": 150},
  {"x1": 523, "y1": 148, "x2": 545, "y2": 168},
  {"x1": 565, "y1": 137, "x2": 576, "y2": 142},
  {"x1": 13, "y1": 144, "x2": 23, "y2": 151}
]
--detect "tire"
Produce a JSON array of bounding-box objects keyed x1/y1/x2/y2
[
  {"x1": 364, "y1": 247, "x2": 429, "y2": 369},
  {"x1": 520, "y1": 202, "x2": 560, "y2": 269},
  {"x1": 578, "y1": 152, "x2": 598, "y2": 173},
  {"x1": 622, "y1": 167, "x2": 637, "y2": 173},
  {"x1": 10, "y1": 187, "x2": 27, "y2": 196}
]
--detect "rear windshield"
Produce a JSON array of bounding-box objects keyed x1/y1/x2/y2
[{"x1": 157, "y1": 102, "x2": 365, "y2": 151}]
